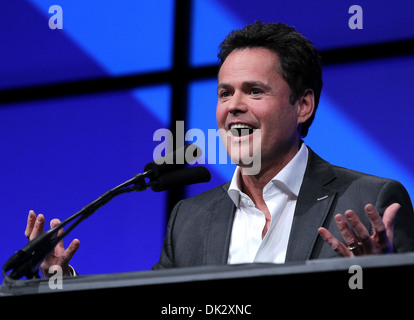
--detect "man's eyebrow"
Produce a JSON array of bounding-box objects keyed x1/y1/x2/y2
[
  {"x1": 217, "y1": 81, "x2": 272, "y2": 93},
  {"x1": 217, "y1": 83, "x2": 232, "y2": 93},
  {"x1": 242, "y1": 81, "x2": 272, "y2": 91}
]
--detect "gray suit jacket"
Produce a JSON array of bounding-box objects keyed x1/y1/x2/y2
[{"x1": 153, "y1": 148, "x2": 414, "y2": 269}]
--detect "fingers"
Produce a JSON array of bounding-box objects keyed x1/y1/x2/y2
[
  {"x1": 24, "y1": 211, "x2": 81, "y2": 278},
  {"x1": 50, "y1": 218, "x2": 67, "y2": 249},
  {"x1": 25, "y1": 211, "x2": 46, "y2": 241},
  {"x1": 374, "y1": 203, "x2": 400, "y2": 245},
  {"x1": 382, "y1": 203, "x2": 400, "y2": 229},
  {"x1": 25, "y1": 213, "x2": 62, "y2": 242},
  {"x1": 50, "y1": 218, "x2": 63, "y2": 238},
  {"x1": 335, "y1": 212, "x2": 366, "y2": 249},
  {"x1": 318, "y1": 227, "x2": 352, "y2": 257},
  {"x1": 365, "y1": 203, "x2": 399, "y2": 253},
  {"x1": 50, "y1": 218, "x2": 61, "y2": 229},
  {"x1": 61, "y1": 239, "x2": 80, "y2": 265},
  {"x1": 24, "y1": 210, "x2": 36, "y2": 240},
  {"x1": 343, "y1": 210, "x2": 373, "y2": 253},
  {"x1": 319, "y1": 203, "x2": 399, "y2": 257}
]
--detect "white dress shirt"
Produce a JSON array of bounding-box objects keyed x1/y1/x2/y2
[{"x1": 227, "y1": 143, "x2": 309, "y2": 264}]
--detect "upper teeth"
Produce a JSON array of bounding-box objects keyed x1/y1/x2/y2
[{"x1": 230, "y1": 124, "x2": 253, "y2": 130}]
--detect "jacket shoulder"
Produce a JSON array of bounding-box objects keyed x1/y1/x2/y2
[
  {"x1": 307, "y1": 147, "x2": 401, "y2": 187},
  {"x1": 306, "y1": 147, "x2": 412, "y2": 213}
]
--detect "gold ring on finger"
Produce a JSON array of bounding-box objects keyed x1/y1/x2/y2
[{"x1": 348, "y1": 243, "x2": 361, "y2": 252}]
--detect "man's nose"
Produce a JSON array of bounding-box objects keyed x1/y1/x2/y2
[{"x1": 228, "y1": 92, "x2": 248, "y2": 114}]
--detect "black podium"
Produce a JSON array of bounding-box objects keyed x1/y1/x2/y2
[{"x1": 2, "y1": 253, "x2": 414, "y2": 317}]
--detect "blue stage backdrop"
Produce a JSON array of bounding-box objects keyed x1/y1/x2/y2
[{"x1": 1, "y1": 0, "x2": 413, "y2": 281}]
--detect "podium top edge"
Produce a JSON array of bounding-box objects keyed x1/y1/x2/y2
[{"x1": 2, "y1": 252, "x2": 414, "y2": 297}]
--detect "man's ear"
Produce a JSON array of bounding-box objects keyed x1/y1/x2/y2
[{"x1": 297, "y1": 89, "x2": 315, "y2": 125}]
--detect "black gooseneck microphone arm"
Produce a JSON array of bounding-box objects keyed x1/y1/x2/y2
[
  {"x1": 2, "y1": 145, "x2": 210, "y2": 282},
  {"x1": 2, "y1": 171, "x2": 151, "y2": 282}
]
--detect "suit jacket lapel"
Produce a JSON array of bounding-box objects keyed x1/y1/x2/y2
[
  {"x1": 204, "y1": 182, "x2": 236, "y2": 265},
  {"x1": 285, "y1": 148, "x2": 337, "y2": 262},
  {"x1": 203, "y1": 148, "x2": 339, "y2": 264}
]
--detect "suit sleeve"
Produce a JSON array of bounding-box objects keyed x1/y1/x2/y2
[
  {"x1": 375, "y1": 179, "x2": 414, "y2": 253},
  {"x1": 151, "y1": 200, "x2": 182, "y2": 270}
]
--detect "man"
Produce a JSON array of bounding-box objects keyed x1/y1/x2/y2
[{"x1": 25, "y1": 22, "x2": 414, "y2": 275}]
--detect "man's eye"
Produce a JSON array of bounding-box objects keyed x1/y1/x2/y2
[
  {"x1": 219, "y1": 91, "x2": 231, "y2": 98},
  {"x1": 251, "y1": 88, "x2": 263, "y2": 95}
]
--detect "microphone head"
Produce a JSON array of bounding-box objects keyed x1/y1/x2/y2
[
  {"x1": 144, "y1": 144, "x2": 202, "y2": 178},
  {"x1": 151, "y1": 166, "x2": 211, "y2": 192}
]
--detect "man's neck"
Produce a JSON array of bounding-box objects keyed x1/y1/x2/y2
[{"x1": 239, "y1": 143, "x2": 301, "y2": 206}]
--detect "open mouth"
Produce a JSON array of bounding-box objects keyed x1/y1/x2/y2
[{"x1": 229, "y1": 124, "x2": 257, "y2": 137}]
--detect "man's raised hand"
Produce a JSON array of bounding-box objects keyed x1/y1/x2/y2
[{"x1": 25, "y1": 210, "x2": 80, "y2": 277}]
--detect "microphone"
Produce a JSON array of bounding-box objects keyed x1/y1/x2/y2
[
  {"x1": 3, "y1": 227, "x2": 61, "y2": 280},
  {"x1": 2, "y1": 146, "x2": 210, "y2": 280},
  {"x1": 144, "y1": 144, "x2": 202, "y2": 178},
  {"x1": 150, "y1": 166, "x2": 211, "y2": 192}
]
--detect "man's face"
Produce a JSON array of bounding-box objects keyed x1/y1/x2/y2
[{"x1": 216, "y1": 47, "x2": 303, "y2": 174}]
